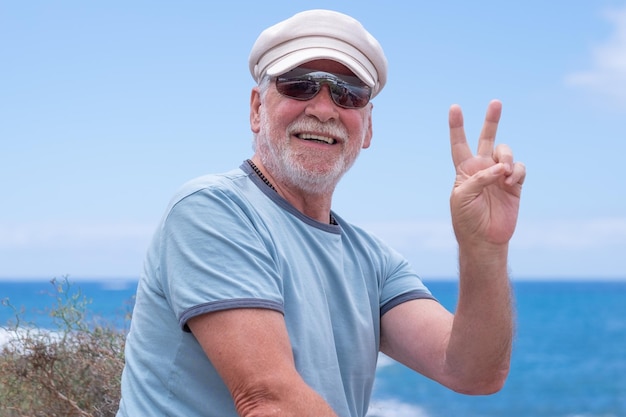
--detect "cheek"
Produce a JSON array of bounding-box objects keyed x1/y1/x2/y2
[
  {"x1": 349, "y1": 114, "x2": 372, "y2": 148},
  {"x1": 266, "y1": 103, "x2": 305, "y2": 132}
]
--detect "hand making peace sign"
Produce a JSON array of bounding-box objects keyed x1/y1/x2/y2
[{"x1": 449, "y1": 100, "x2": 526, "y2": 248}]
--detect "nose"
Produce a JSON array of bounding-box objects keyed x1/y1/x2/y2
[{"x1": 304, "y1": 84, "x2": 339, "y2": 122}]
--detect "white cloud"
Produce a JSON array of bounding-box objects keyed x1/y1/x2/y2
[
  {"x1": 0, "y1": 221, "x2": 156, "y2": 278},
  {"x1": 513, "y1": 217, "x2": 626, "y2": 249},
  {"x1": 364, "y1": 217, "x2": 625, "y2": 278},
  {"x1": 363, "y1": 220, "x2": 456, "y2": 251},
  {"x1": 0, "y1": 222, "x2": 154, "y2": 249},
  {"x1": 566, "y1": 6, "x2": 626, "y2": 103},
  {"x1": 364, "y1": 217, "x2": 626, "y2": 252}
]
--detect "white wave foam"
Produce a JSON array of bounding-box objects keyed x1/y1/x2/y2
[
  {"x1": 566, "y1": 415, "x2": 621, "y2": 417},
  {"x1": 367, "y1": 399, "x2": 431, "y2": 417},
  {"x1": 0, "y1": 327, "x2": 63, "y2": 351},
  {"x1": 0, "y1": 328, "x2": 13, "y2": 347}
]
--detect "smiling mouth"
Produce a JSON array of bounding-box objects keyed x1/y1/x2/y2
[{"x1": 297, "y1": 133, "x2": 337, "y2": 145}]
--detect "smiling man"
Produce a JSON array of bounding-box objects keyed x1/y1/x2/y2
[{"x1": 117, "y1": 9, "x2": 526, "y2": 417}]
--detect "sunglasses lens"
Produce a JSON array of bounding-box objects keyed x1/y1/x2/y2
[
  {"x1": 330, "y1": 84, "x2": 371, "y2": 108},
  {"x1": 275, "y1": 70, "x2": 371, "y2": 109},
  {"x1": 275, "y1": 79, "x2": 320, "y2": 100}
]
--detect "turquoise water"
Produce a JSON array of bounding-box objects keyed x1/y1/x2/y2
[
  {"x1": 2, "y1": 279, "x2": 625, "y2": 417},
  {"x1": 371, "y1": 281, "x2": 626, "y2": 417}
]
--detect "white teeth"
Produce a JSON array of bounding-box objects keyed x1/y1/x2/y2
[{"x1": 299, "y1": 133, "x2": 336, "y2": 144}]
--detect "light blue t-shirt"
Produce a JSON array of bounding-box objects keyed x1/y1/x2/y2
[{"x1": 117, "y1": 162, "x2": 435, "y2": 417}]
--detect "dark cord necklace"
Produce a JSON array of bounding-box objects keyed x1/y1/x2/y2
[
  {"x1": 246, "y1": 159, "x2": 337, "y2": 225},
  {"x1": 247, "y1": 159, "x2": 276, "y2": 191}
]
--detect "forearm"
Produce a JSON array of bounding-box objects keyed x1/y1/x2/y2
[{"x1": 445, "y1": 242, "x2": 514, "y2": 394}]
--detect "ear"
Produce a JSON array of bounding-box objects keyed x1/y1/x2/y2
[
  {"x1": 250, "y1": 87, "x2": 261, "y2": 133},
  {"x1": 361, "y1": 104, "x2": 373, "y2": 149}
]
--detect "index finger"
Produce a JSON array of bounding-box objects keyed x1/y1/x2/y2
[
  {"x1": 476, "y1": 99, "x2": 503, "y2": 157},
  {"x1": 449, "y1": 103, "x2": 472, "y2": 167}
]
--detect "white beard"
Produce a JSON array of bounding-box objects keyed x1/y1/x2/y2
[{"x1": 254, "y1": 112, "x2": 365, "y2": 195}]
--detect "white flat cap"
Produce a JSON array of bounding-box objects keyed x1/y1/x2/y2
[{"x1": 249, "y1": 9, "x2": 388, "y2": 98}]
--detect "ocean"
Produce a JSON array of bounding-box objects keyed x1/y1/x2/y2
[{"x1": 1, "y1": 279, "x2": 625, "y2": 417}]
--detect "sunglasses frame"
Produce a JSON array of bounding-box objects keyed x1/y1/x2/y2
[{"x1": 275, "y1": 68, "x2": 372, "y2": 109}]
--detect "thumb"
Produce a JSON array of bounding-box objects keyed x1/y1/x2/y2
[{"x1": 456, "y1": 163, "x2": 507, "y2": 196}]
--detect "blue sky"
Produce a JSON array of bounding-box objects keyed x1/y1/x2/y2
[{"x1": 1, "y1": 1, "x2": 625, "y2": 281}]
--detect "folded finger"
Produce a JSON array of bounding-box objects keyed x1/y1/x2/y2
[
  {"x1": 494, "y1": 143, "x2": 514, "y2": 172},
  {"x1": 505, "y1": 162, "x2": 526, "y2": 186}
]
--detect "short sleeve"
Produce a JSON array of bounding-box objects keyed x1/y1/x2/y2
[
  {"x1": 158, "y1": 187, "x2": 284, "y2": 330},
  {"x1": 377, "y1": 241, "x2": 437, "y2": 316}
]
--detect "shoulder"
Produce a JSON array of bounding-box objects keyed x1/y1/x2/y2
[
  {"x1": 170, "y1": 167, "x2": 250, "y2": 207},
  {"x1": 148, "y1": 166, "x2": 265, "y2": 241},
  {"x1": 162, "y1": 166, "x2": 265, "y2": 220}
]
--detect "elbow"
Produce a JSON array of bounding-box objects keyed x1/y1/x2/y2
[
  {"x1": 230, "y1": 378, "x2": 283, "y2": 417},
  {"x1": 447, "y1": 367, "x2": 510, "y2": 395}
]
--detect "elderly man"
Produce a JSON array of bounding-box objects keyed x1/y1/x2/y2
[{"x1": 117, "y1": 9, "x2": 525, "y2": 417}]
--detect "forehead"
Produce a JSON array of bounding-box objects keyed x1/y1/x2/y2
[{"x1": 296, "y1": 59, "x2": 356, "y2": 77}]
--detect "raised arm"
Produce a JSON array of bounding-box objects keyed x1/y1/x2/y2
[
  {"x1": 380, "y1": 100, "x2": 525, "y2": 394},
  {"x1": 188, "y1": 309, "x2": 338, "y2": 417}
]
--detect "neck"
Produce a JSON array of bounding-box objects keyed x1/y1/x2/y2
[{"x1": 248, "y1": 157, "x2": 337, "y2": 224}]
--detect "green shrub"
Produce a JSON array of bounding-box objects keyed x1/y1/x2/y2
[{"x1": 0, "y1": 277, "x2": 130, "y2": 417}]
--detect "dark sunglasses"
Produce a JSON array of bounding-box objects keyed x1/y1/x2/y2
[{"x1": 275, "y1": 68, "x2": 372, "y2": 109}]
